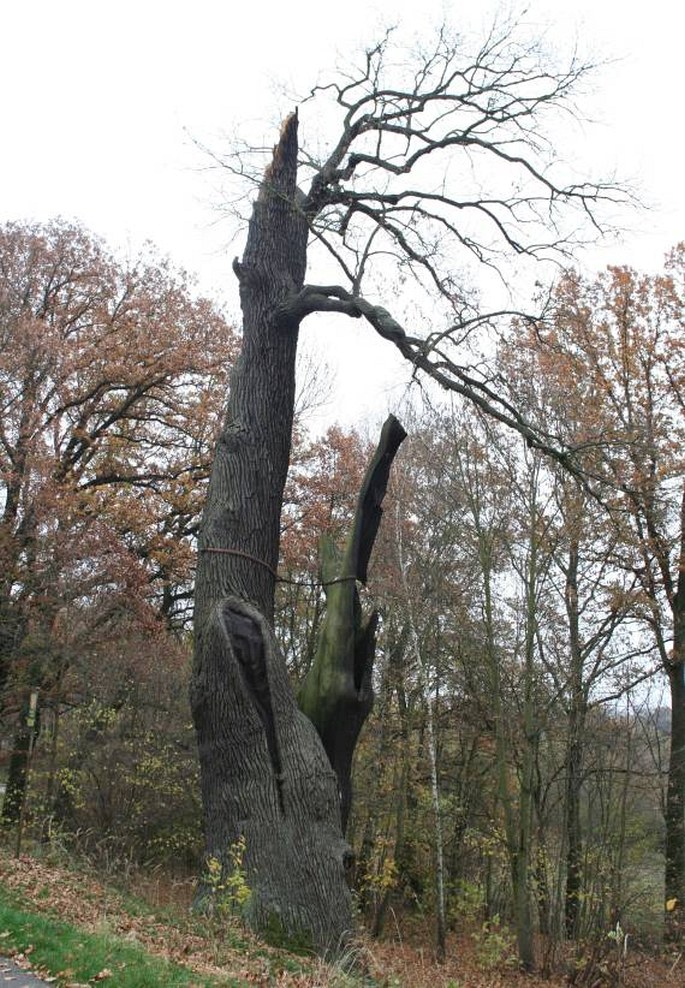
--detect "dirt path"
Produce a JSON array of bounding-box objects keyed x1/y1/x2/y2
[{"x1": 0, "y1": 956, "x2": 53, "y2": 986}]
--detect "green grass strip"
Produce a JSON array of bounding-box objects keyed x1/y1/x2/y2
[{"x1": 0, "y1": 885, "x2": 246, "y2": 988}]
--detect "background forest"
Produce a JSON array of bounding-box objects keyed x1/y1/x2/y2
[{"x1": 1, "y1": 218, "x2": 684, "y2": 984}]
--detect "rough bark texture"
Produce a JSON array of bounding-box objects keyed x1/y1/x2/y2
[
  {"x1": 190, "y1": 114, "x2": 353, "y2": 954},
  {"x1": 194, "y1": 598, "x2": 352, "y2": 951},
  {"x1": 298, "y1": 415, "x2": 407, "y2": 832}
]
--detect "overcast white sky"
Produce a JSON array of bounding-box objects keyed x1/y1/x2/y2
[{"x1": 2, "y1": 0, "x2": 684, "y2": 428}]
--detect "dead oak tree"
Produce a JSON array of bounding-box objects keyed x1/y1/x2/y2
[{"x1": 191, "y1": 22, "x2": 621, "y2": 953}]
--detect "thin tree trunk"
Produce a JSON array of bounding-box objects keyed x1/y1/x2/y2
[
  {"x1": 479, "y1": 531, "x2": 535, "y2": 971},
  {"x1": 2, "y1": 691, "x2": 40, "y2": 827},
  {"x1": 485, "y1": 561, "x2": 534, "y2": 970},
  {"x1": 514, "y1": 485, "x2": 540, "y2": 972},
  {"x1": 396, "y1": 508, "x2": 447, "y2": 962},
  {"x1": 665, "y1": 489, "x2": 685, "y2": 929},
  {"x1": 1, "y1": 727, "x2": 32, "y2": 826},
  {"x1": 564, "y1": 722, "x2": 584, "y2": 938},
  {"x1": 665, "y1": 658, "x2": 685, "y2": 925},
  {"x1": 563, "y1": 537, "x2": 586, "y2": 941}
]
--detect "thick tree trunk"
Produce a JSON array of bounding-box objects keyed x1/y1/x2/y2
[
  {"x1": 190, "y1": 114, "x2": 354, "y2": 954},
  {"x1": 299, "y1": 415, "x2": 406, "y2": 832}
]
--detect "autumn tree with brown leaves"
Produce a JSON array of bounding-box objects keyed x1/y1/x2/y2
[
  {"x1": 510, "y1": 253, "x2": 685, "y2": 929},
  {"x1": 0, "y1": 218, "x2": 235, "y2": 823}
]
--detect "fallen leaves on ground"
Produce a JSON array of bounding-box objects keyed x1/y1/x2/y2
[
  {"x1": 0, "y1": 848, "x2": 682, "y2": 987},
  {"x1": 0, "y1": 850, "x2": 286, "y2": 985}
]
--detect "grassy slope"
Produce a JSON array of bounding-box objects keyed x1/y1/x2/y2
[
  {"x1": 0, "y1": 846, "x2": 681, "y2": 987},
  {"x1": 0, "y1": 847, "x2": 356, "y2": 987},
  {"x1": 0, "y1": 886, "x2": 243, "y2": 987}
]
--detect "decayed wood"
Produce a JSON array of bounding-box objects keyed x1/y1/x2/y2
[{"x1": 299, "y1": 415, "x2": 407, "y2": 832}]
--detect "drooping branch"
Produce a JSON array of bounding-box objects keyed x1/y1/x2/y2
[{"x1": 286, "y1": 282, "x2": 588, "y2": 475}]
